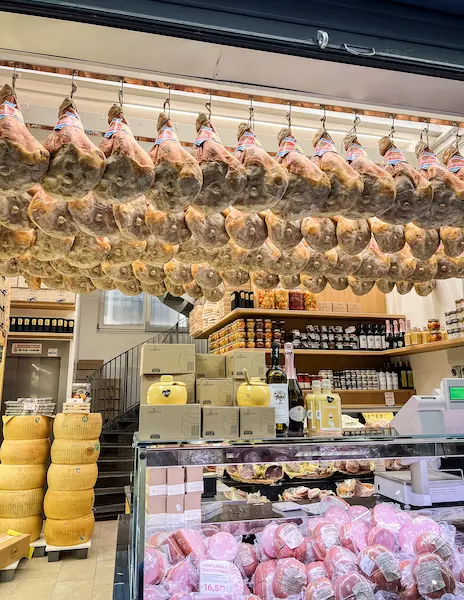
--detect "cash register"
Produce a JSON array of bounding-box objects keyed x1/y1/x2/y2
[{"x1": 375, "y1": 379, "x2": 464, "y2": 506}]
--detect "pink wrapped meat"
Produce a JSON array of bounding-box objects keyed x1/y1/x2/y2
[
  {"x1": 260, "y1": 522, "x2": 279, "y2": 558},
  {"x1": 322, "y1": 496, "x2": 350, "y2": 511},
  {"x1": 312, "y1": 522, "x2": 340, "y2": 560},
  {"x1": 367, "y1": 527, "x2": 395, "y2": 552},
  {"x1": 273, "y1": 558, "x2": 307, "y2": 598},
  {"x1": 253, "y1": 560, "x2": 277, "y2": 599},
  {"x1": 395, "y1": 510, "x2": 413, "y2": 529},
  {"x1": 306, "y1": 577, "x2": 335, "y2": 600},
  {"x1": 235, "y1": 543, "x2": 258, "y2": 578},
  {"x1": 148, "y1": 531, "x2": 184, "y2": 564},
  {"x1": 173, "y1": 529, "x2": 207, "y2": 562},
  {"x1": 371, "y1": 504, "x2": 401, "y2": 534},
  {"x1": 165, "y1": 560, "x2": 198, "y2": 595},
  {"x1": 324, "y1": 547, "x2": 358, "y2": 579},
  {"x1": 333, "y1": 571, "x2": 375, "y2": 600},
  {"x1": 207, "y1": 532, "x2": 239, "y2": 562},
  {"x1": 144, "y1": 584, "x2": 169, "y2": 600},
  {"x1": 399, "y1": 559, "x2": 420, "y2": 600},
  {"x1": 348, "y1": 506, "x2": 371, "y2": 525},
  {"x1": 307, "y1": 561, "x2": 328, "y2": 582},
  {"x1": 412, "y1": 553, "x2": 456, "y2": 599},
  {"x1": 340, "y1": 522, "x2": 367, "y2": 553},
  {"x1": 324, "y1": 508, "x2": 350, "y2": 529},
  {"x1": 413, "y1": 531, "x2": 453, "y2": 561},
  {"x1": 399, "y1": 516, "x2": 441, "y2": 554},
  {"x1": 144, "y1": 548, "x2": 168, "y2": 585},
  {"x1": 357, "y1": 545, "x2": 401, "y2": 592},
  {"x1": 274, "y1": 523, "x2": 306, "y2": 560}
]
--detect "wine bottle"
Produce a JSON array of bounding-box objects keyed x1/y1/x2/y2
[
  {"x1": 68, "y1": 319, "x2": 75, "y2": 334},
  {"x1": 284, "y1": 342, "x2": 306, "y2": 436},
  {"x1": 406, "y1": 361, "x2": 415, "y2": 389},
  {"x1": 266, "y1": 342, "x2": 289, "y2": 437},
  {"x1": 367, "y1": 323, "x2": 375, "y2": 350},
  {"x1": 385, "y1": 320, "x2": 394, "y2": 349},
  {"x1": 23, "y1": 316, "x2": 30, "y2": 333},
  {"x1": 374, "y1": 323, "x2": 383, "y2": 350},
  {"x1": 397, "y1": 319, "x2": 406, "y2": 348},
  {"x1": 30, "y1": 317, "x2": 37, "y2": 333},
  {"x1": 358, "y1": 324, "x2": 367, "y2": 350},
  {"x1": 249, "y1": 291, "x2": 254, "y2": 308},
  {"x1": 44, "y1": 318, "x2": 51, "y2": 333},
  {"x1": 9, "y1": 317, "x2": 16, "y2": 332},
  {"x1": 399, "y1": 361, "x2": 408, "y2": 389},
  {"x1": 37, "y1": 318, "x2": 44, "y2": 333}
]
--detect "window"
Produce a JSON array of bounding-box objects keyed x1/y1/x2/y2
[{"x1": 99, "y1": 291, "x2": 187, "y2": 332}]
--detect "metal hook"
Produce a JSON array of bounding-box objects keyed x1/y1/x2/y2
[
  {"x1": 455, "y1": 124, "x2": 461, "y2": 151},
  {"x1": 320, "y1": 106, "x2": 327, "y2": 128},
  {"x1": 389, "y1": 114, "x2": 396, "y2": 139},
  {"x1": 70, "y1": 70, "x2": 77, "y2": 99},
  {"x1": 286, "y1": 101, "x2": 292, "y2": 129},
  {"x1": 163, "y1": 87, "x2": 171, "y2": 117},
  {"x1": 118, "y1": 78, "x2": 124, "y2": 110},
  {"x1": 11, "y1": 64, "x2": 19, "y2": 94},
  {"x1": 248, "y1": 96, "x2": 255, "y2": 129},
  {"x1": 205, "y1": 90, "x2": 212, "y2": 119},
  {"x1": 420, "y1": 120, "x2": 430, "y2": 145},
  {"x1": 348, "y1": 113, "x2": 361, "y2": 136}
]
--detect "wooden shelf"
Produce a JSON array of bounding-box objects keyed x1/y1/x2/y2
[
  {"x1": 265, "y1": 348, "x2": 383, "y2": 357},
  {"x1": 194, "y1": 308, "x2": 405, "y2": 339},
  {"x1": 384, "y1": 339, "x2": 464, "y2": 356},
  {"x1": 11, "y1": 301, "x2": 76, "y2": 311},
  {"x1": 342, "y1": 405, "x2": 402, "y2": 413},
  {"x1": 8, "y1": 332, "x2": 74, "y2": 341}
]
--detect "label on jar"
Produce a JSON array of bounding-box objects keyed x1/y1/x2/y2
[
  {"x1": 289, "y1": 405, "x2": 306, "y2": 422},
  {"x1": 268, "y1": 384, "x2": 289, "y2": 426}
]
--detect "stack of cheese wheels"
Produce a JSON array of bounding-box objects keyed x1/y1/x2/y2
[
  {"x1": 44, "y1": 413, "x2": 102, "y2": 547},
  {"x1": 0, "y1": 415, "x2": 53, "y2": 541}
]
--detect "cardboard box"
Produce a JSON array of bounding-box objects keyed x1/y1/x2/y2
[
  {"x1": 186, "y1": 466, "x2": 204, "y2": 493},
  {"x1": 196, "y1": 378, "x2": 234, "y2": 406},
  {"x1": 77, "y1": 359, "x2": 104, "y2": 371},
  {"x1": 185, "y1": 492, "x2": 202, "y2": 521},
  {"x1": 0, "y1": 533, "x2": 30, "y2": 570},
  {"x1": 195, "y1": 354, "x2": 226, "y2": 378},
  {"x1": 202, "y1": 406, "x2": 239, "y2": 439},
  {"x1": 139, "y1": 405, "x2": 201, "y2": 441},
  {"x1": 141, "y1": 373, "x2": 195, "y2": 404},
  {"x1": 347, "y1": 303, "x2": 362, "y2": 314},
  {"x1": 332, "y1": 302, "x2": 348, "y2": 313},
  {"x1": 140, "y1": 344, "x2": 195, "y2": 375},
  {"x1": 167, "y1": 467, "x2": 185, "y2": 495},
  {"x1": 239, "y1": 407, "x2": 276, "y2": 439},
  {"x1": 226, "y1": 350, "x2": 266, "y2": 380},
  {"x1": 146, "y1": 467, "x2": 167, "y2": 495},
  {"x1": 166, "y1": 494, "x2": 184, "y2": 515},
  {"x1": 145, "y1": 495, "x2": 166, "y2": 515},
  {"x1": 318, "y1": 302, "x2": 332, "y2": 312}
]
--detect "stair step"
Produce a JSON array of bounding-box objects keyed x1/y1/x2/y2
[
  {"x1": 100, "y1": 443, "x2": 133, "y2": 449},
  {"x1": 94, "y1": 503, "x2": 126, "y2": 514},
  {"x1": 95, "y1": 486, "x2": 125, "y2": 495},
  {"x1": 101, "y1": 430, "x2": 135, "y2": 435},
  {"x1": 118, "y1": 417, "x2": 138, "y2": 423},
  {"x1": 97, "y1": 471, "x2": 132, "y2": 479},
  {"x1": 98, "y1": 457, "x2": 133, "y2": 463}
]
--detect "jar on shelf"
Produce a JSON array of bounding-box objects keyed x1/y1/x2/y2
[
  {"x1": 430, "y1": 331, "x2": 442, "y2": 343},
  {"x1": 421, "y1": 329, "x2": 431, "y2": 344},
  {"x1": 257, "y1": 290, "x2": 275, "y2": 309},
  {"x1": 275, "y1": 289, "x2": 289, "y2": 310},
  {"x1": 410, "y1": 329, "x2": 420, "y2": 345},
  {"x1": 246, "y1": 341, "x2": 256, "y2": 348},
  {"x1": 427, "y1": 318, "x2": 440, "y2": 331},
  {"x1": 304, "y1": 291, "x2": 317, "y2": 311},
  {"x1": 289, "y1": 290, "x2": 304, "y2": 310}
]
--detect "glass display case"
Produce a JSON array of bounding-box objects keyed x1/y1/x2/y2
[{"x1": 131, "y1": 434, "x2": 464, "y2": 600}]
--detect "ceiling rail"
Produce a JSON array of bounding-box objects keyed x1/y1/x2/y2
[{"x1": 1, "y1": 59, "x2": 464, "y2": 129}]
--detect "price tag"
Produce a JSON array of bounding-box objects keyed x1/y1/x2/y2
[
  {"x1": 384, "y1": 392, "x2": 395, "y2": 407},
  {"x1": 199, "y1": 560, "x2": 232, "y2": 595}
]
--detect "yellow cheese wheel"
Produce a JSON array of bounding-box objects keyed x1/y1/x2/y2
[
  {"x1": 51, "y1": 439, "x2": 100, "y2": 465},
  {"x1": 0, "y1": 464, "x2": 47, "y2": 490},
  {"x1": 0, "y1": 438, "x2": 51, "y2": 465},
  {"x1": 0, "y1": 515, "x2": 43, "y2": 542},
  {"x1": 44, "y1": 512, "x2": 95, "y2": 546},
  {"x1": 47, "y1": 464, "x2": 98, "y2": 491},
  {"x1": 0, "y1": 488, "x2": 45, "y2": 518},
  {"x1": 2, "y1": 415, "x2": 52, "y2": 440},
  {"x1": 44, "y1": 489, "x2": 95, "y2": 519},
  {"x1": 53, "y1": 413, "x2": 102, "y2": 440}
]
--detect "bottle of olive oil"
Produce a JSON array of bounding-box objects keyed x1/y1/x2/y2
[{"x1": 266, "y1": 342, "x2": 289, "y2": 437}]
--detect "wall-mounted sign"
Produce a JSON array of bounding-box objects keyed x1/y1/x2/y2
[
  {"x1": 48, "y1": 348, "x2": 59, "y2": 357},
  {"x1": 12, "y1": 343, "x2": 42, "y2": 355}
]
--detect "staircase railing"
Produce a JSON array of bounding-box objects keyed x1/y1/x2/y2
[{"x1": 87, "y1": 318, "x2": 207, "y2": 427}]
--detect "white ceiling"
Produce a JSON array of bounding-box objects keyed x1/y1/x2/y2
[{"x1": 0, "y1": 11, "x2": 462, "y2": 163}]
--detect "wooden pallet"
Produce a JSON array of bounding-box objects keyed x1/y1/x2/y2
[{"x1": 45, "y1": 540, "x2": 91, "y2": 562}]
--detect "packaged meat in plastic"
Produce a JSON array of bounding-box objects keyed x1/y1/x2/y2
[
  {"x1": 321, "y1": 496, "x2": 350, "y2": 512},
  {"x1": 165, "y1": 559, "x2": 199, "y2": 595},
  {"x1": 413, "y1": 532, "x2": 453, "y2": 562},
  {"x1": 173, "y1": 529, "x2": 207, "y2": 563},
  {"x1": 274, "y1": 523, "x2": 306, "y2": 560},
  {"x1": 225, "y1": 208, "x2": 268, "y2": 250},
  {"x1": 192, "y1": 113, "x2": 246, "y2": 214},
  {"x1": 235, "y1": 542, "x2": 258, "y2": 578},
  {"x1": 378, "y1": 136, "x2": 432, "y2": 225},
  {"x1": 29, "y1": 186, "x2": 79, "y2": 239},
  {"x1": 312, "y1": 128, "x2": 363, "y2": 216},
  {"x1": 393, "y1": 509, "x2": 412, "y2": 529},
  {"x1": 371, "y1": 504, "x2": 401, "y2": 535},
  {"x1": 399, "y1": 516, "x2": 441, "y2": 555},
  {"x1": 354, "y1": 241, "x2": 390, "y2": 280},
  {"x1": 207, "y1": 532, "x2": 239, "y2": 562},
  {"x1": 184, "y1": 206, "x2": 229, "y2": 249},
  {"x1": 176, "y1": 240, "x2": 211, "y2": 264},
  {"x1": 0, "y1": 84, "x2": 49, "y2": 194},
  {"x1": 274, "y1": 128, "x2": 330, "y2": 219},
  {"x1": 0, "y1": 258, "x2": 20, "y2": 277},
  {"x1": 144, "y1": 547, "x2": 168, "y2": 585},
  {"x1": 132, "y1": 262, "x2": 165, "y2": 285},
  {"x1": 144, "y1": 584, "x2": 169, "y2": 600},
  {"x1": 143, "y1": 238, "x2": 178, "y2": 266},
  {"x1": 396, "y1": 280, "x2": 413, "y2": 294},
  {"x1": 106, "y1": 238, "x2": 146, "y2": 265},
  {"x1": 247, "y1": 239, "x2": 281, "y2": 273},
  {"x1": 113, "y1": 196, "x2": 151, "y2": 241},
  {"x1": 357, "y1": 545, "x2": 401, "y2": 591},
  {"x1": 348, "y1": 276, "x2": 375, "y2": 296},
  {"x1": 17, "y1": 254, "x2": 56, "y2": 278},
  {"x1": 265, "y1": 211, "x2": 303, "y2": 250},
  {"x1": 272, "y1": 240, "x2": 310, "y2": 275},
  {"x1": 203, "y1": 283, "x2": 225, "y2": 302},
  {"x1": 302, "y1": 217, "x2": 338, "y2": 251},
  {"x1": 68, "y1": 192, "x2": 119, "y2": 237},
  {"x1": 414, "y1": 280, "x2": 436, "y2": 296},
  {"x1": 324, "y1": 547, "x2": 358, "y2": 579},
  {"x1": 145, "y1": 206, "x2": 192, "y2": 245},
  {"x1": 404, "y1": 222, "x2": 439, "y2": 260},
  {"x1": 414, "y1": 140, "x2": 464, "y2": 227},
  {"x1": 411, "y1": 553, "x2": 456, "y2": 599},
  {"x1": 66, "y1": 233, "x2": 111, "y2": 268},
  {"x1": 164, "y1": 259, "x2": 193, "y2": 285},
  {"x1": 253, "y1": 560, "x2": 277, "y2": 599},
  {"x1": 327, "y1": 247, "x2": 362, "y2": 276},
  {"x1": 101, "y1": 262, "x2": 135, "y2": 282},
  {"x1": 324, "y1": 507, "x2": 350, "y2": 529},
  {"x1": 306, "y1": 576, "x2": 335, "y2": 600},
  {"x1": 301, "y1": 274, "x2": 328, "y2": 293},
  {"x1": 259, "y1": 523, "x2": 279, "y2": 559},
  {"x1": 440, "y1": 226, "x2": 464, "y2": 257},
  {"x1": 0, "y1": 227, "x2": 35, "y2": 259},
  {"x1": 115, "y1": 278, "x2": 142, "y2": 296},
  {"x1": 250, "y1": 271, "x2": 280, "y2": 290},
  {"x1": 29, "y1": 230, "x2": 74, "y2": 262},
  {"x1": 343, "y1": 133, "x2": 396, "y2": 218},
  {"x1": 0, "y1": 189, "x2": 34, "y2": 231},
  {"x1": 366, "y1": 528, "x2": 395, "y2": 552},
  {"x1": 234, "y1": 122, "x2": 289, "y2": 212},
  {"x1": 209, "y1": 240, "x2": 250, "y2": 270},
  {"x1": 386, "y1": 248, "x2": 416, "y2": 281},
  {"x1": 220, "y1": 268, "x2": 249, "y2": 287},
  {"x1": 280, "y1": 274, "x2": 300, "y2": 289},
  {"x1": 435, "y1": 245, "x2": 460, "y2": 279},
  {"x1": 376, "y1": 279, "x2": 395, "y2": 294},
  {"x1": 348, "y1": 505, "x2": 371, "y2": 524},
  {"x1": 312, "y1": 522, "x2": 340, "y2": 560},
  {"x1": 142, "y1": 281, "x2": 167, "y2": 296},
  {"x1": 304, "y1": 247, "x2": 338, "y2": 275},
  {"x1": 340, "y1": 522, "x2": 368, "y2": 553},
  {"x1": 307, "y1": 562, "x2": 328, "y2": 583},
  {"x1": 191, "y1": 263, "x2": 222, "y2": 289},
  {"x1": 42, "y1": 96, "x2": 106, "y2": 201},
  {"x1": 369, "y1": 218, "x2": 405, "y2": 254},
  {"x1": 273, "y1": 557, "x2": 307, "y2": 598},
  {"x1": 333, "y1": 571, "x2": 375, "y2": 600},
  {"x1": 335, "y1": 216, "x2": 371, "y2": 256},
  {"x1": 64, "y1": 275, "x2": 96, "y2": 294},
  {"x1": 148, "y1": 112, "x2": 202, "y2": 212}
]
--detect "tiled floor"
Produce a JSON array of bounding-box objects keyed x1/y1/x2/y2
[{"x1": 2, "y1": 520, "x2": 117, "y2": 600}]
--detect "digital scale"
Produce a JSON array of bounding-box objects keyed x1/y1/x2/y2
[{"x1": 375, "y1": 378, "x2": 464, "y2": 506}]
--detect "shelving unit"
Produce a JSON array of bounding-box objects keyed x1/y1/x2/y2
[
  {"x1": 8, "y1": 332, "x2": 74, "y2": 341},
  {"x1": 385, "y1": 338, "x2": 464, "y2": 356},
  {"x1": 11, "y1": 301, "x2": 76, "y2": 311}
]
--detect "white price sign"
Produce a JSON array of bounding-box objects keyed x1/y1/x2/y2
[
  {"x1": 384, "y1": 391, "x2": 395, "y2": 407},
  {"x1": 12, "y1": 343, "x2": 42, "y2": 355},
  {"x1": 199, "y1": 560, "x2": 232, "y2": 596}
]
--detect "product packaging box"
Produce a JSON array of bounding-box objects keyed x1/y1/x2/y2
[
  {"x1": 184, "y1": 492, "x2": 202, "y2": 521},
  {"x1": 167, "y1": 467, "x2": 185, "y2": 495},
  {"x1": 332, "y1": 302, "x2": 348, "y2": 313},
  {"x1": 185, "y1": 466, "x2": 204, "y2": 493},
  {"x1": 318, "y1": 302, "x2": 332, "y2": 312},
  {"x1": 0, "y1": 533, "x2": 30, "y2": 570},
  {"x1": 140, "y1": 344, "x2": 195, "y2": 376},
  {"x1": 196, "y1": 378, "x2": 234, "y2": 406},
  {"x1": 239, "y1": 407, "x2": 276, "y2": 439},
  {"x1": 140, "y1": 373, "x2": 195, "y2": 404},
  {"x1": 347, "y1": 303, "x2": 362, "y2": 314},
  {"x1": 196, "y1": 354, "x2": 225, "y2": 379},
  {"x1": 77, "y1": 359, "x2": 104, "y2": 371},
  {"x1": 202, "y1": 406, "x2": 240, "y2": 439},
  {"x1": 139, "y1": 405, "x2": 201, "y2": 441},
  {"x1": 226, "y1": 350, "x2": 266, "y2": 380},
  {"x1": 146, "y1": 467, "x2": 167, "y2": 496},
  {"x1": 166, "y1": 495, "x2": 184, "y2": 525},
  {"x1": 145, "y1": 495, "x2": 166, "y2": 515}
]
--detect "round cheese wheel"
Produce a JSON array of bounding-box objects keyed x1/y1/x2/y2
[
  {"x1": 260, "y1": 522, "x2": 279, "y2": 558},
  {"x1": 412, "y1": 553, "x2": 456, "y2": 600},
  {"x1": 340, "y1": 522, "x2": 367, "y2": 553},
  {"x1": 367, "y1": 527, "x2": 395, "y2": 552},
  {"x1": 348, "y1": 506, "x2": 371, "y2": 524},
  {"x1": 333, "y1": 572, "x2": 375, "y2": 600},
  {"x1": 274, "y1": 523, "x2": 306, "y2": 560},
  {"x1": 235, "y1": 542, "x2": 258, "y2": 578},
  {"x1": 371, "y1": 504, "x2": 401, "y2": 534},
  {"x1": 324, "y1": 546, "x2": 358, "y2": 580},
  {"x1": 306, "y1": 561, "x2": 327, "y2": 583},
  {"x1": 306, "y1": 576, "x2": 335, "y2": 600},
  {"x1": 324, "y1": 508, "x2": 350, "y2": 529},
  {"x1": 253, "y1": 560, "x2": 277, "y2": 599},
  {"x1": 399, "y1": 517, "x2": 441, "y2": 554},
  {"x1": 357, "y1": 545, "x2": 401, "y2": 591},
  {"x1": 165, "y1": 560, "x2": 198, "y2": 595},
  {"x1": 312, "y1": 522, "x2": 340, "y2": 560},
  {"x1": 414, "y1": 532, "x2": 453, "y2": 561},
  {"x1": 273, "y1": 558, "x2": 307, "y2": 598},
  {"x1": 173, "y1": 529, "x2": 207, "y2": 562},
  {"x1": 144, "y1": 548, "x2": 168, "y2": 585},
  {"x1": 207, "y1": 532, "x2": 239, "y2": 562}
]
